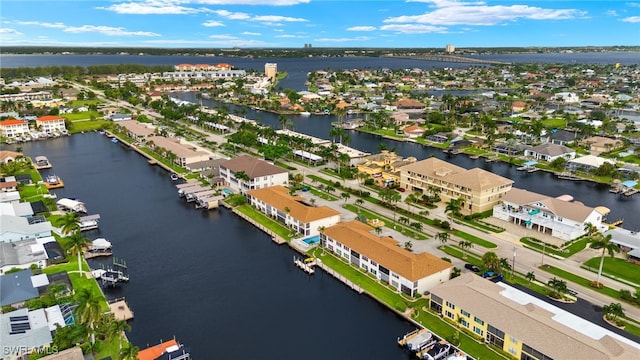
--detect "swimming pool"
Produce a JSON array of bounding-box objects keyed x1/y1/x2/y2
[
  {"x1": 303, "y1": 235, "x2": 320, "y2": 245},
  {"x1": 222, "y1": 188, "x2": 233, "y2": 196}
]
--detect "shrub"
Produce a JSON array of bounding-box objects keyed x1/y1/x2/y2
[{"x1": 364, "y1": 178, "x2": 374, "y2": 185}]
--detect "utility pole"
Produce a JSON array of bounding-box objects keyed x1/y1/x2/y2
[{"x1": 512, "y1": 247, "x2": 517, "y2": 279}]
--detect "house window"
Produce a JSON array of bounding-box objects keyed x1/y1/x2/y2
[
  {"x1": 391, "y1": 273, "x2": 399, "y2": 279},
  {"x1": 370, "y1": 260, "x2": 377, "y2": 266},
  {"x1": 445, "y1": 310, "x2": 455, "y2": 319},
  {"x1": 508, "y1": 347, "x2": 517, "y2": 355},
  {"x1": 460, "y1": 310, "x2": 470, "y2": 318},
  {"x1": 474, "y1": 316, "x2": 484, "y2": 325},
  {"x1": 510, "y1": 335, "x2": 518, "y2": 344},
  {"x1": 473, "y1": 326, "x2": 483, "y2": 336},
  {"x1": 362, "y1": 255, "x2": 369, "y2": 262},
  {"x1": 459, "y1": 319, "x2": 468, "y2": 328},
  {"x1": 445, "y1": 301, "x2": 456, "y2": 309}
]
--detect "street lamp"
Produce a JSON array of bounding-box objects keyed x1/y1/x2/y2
[
  {"x1": 541, "y1": 241, "x2": 546, "y2": 267},
  {"x1": 512, "y1": 247, "x2": 517, "y2": 279}
]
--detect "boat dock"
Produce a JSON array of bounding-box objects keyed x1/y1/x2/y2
[
  {"x1": 195, "y1": 195, "x2": 223, "y2": 210},
  {"x1": 109, "y1": 297, "x2": 134, "y2": 321},
  {"x1": 556, "y1": 172, "x2": 586, "y2": 181},
  {"x1": 79, "y1": 214, "x2": 100, "y2": 231},
  {"x1": 294, "y1": 256, "x2": 316, "y2": 274},
  {"x1": 185, "y1": 187, "x2": 215, "y2": 202},
  {"x1": 33, "y1": 156, "x2": 52, "y2": 169},
  {"x1": 44, "y1": 175, "x2": 64, "y2": 189},
  {"x1": 610, "y1": 180, "x2": 639, "y2": 197}
]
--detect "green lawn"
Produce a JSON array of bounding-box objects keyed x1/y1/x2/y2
[
  {"x1": 62, "y1": 111, "x2": 103, "y2": 121},
  {"x1": 343, "y1": 204, "x2": 428, "y2": 240},
  {"x1": 69, "y1": 100, "x2": 104, "y2": 107},
  {"x1": 306, "y1": 186, "x2": 339, "y2": 201},
  {"x1": 539, "y1": 265, "x2": 623, "y2": 301},
  {"x1": 235, "y1": 204, "x2": 292, "y2": 240},
  {"x1": 520, "y1": 237, "x2": 589, "y2": 259},
  {"x1": 452, "y1": 229, "x2": 497, "y2": 248},
  {"x1": 583, "y1": 257, "x2": 640, "y2": 287},
  {"x1": 68, "y1": 119, "x2": 112, "y2": 133},
  {"x1": 138, "y1": 148, "x2": 187, "y2": 173}
]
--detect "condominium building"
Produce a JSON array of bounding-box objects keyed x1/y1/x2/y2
[
  {"x1": 219, "y1": 155, "x2": 289, "y2": 194},
  {"x1": 321, "y1": 220, "x2": 452, "y2": 296},
  {"x1": 430, "y1": 273, "x2": 640, "y2": 360},
  {"x1": 146, "y1": 136, "x2": 211, "y2": 167},
  {"x1": 0, "y1": 119, "x2": 29, "y2": 139},
  {"x1": 357, "y1": 150, "x2": 417, "y2": 187},
  {"x1": 265, "y1": 63, "x2": 277, "y2": 81},
  {"x1": 35, "y1": 116, "x2": 66, "y2": 135},
  {"x1": 399, "y1": 158, "x2": 513, "y2": 214}
]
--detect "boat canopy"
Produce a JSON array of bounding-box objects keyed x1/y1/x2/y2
[
  {"x1": 57, "y1": 198, "x2": 86, "y2": 212},
  {"x1": 91, "y1": 238, "x2": 112, "y2": 251}
]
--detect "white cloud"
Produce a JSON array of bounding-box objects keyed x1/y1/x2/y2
[
  {"x1": 626, "y1": 2, "x2": 640, "y2": 8},
  {"x1": 380, "y1": 24, "x2": 447, "y2": 33},
  {"x1": 314, "y1": 36, "x2": 371, "y2": 43},
  {"x1": 64, "y1": 25, "x2": 160, "y2": 37},
  {"x1": 241, "y1": 31, "x2": 262, "y2": 36},
  {"x1": 98, "y1": 0, "x2": 208, "y2": 15},
  {"x1": 347, "y1": 26, "x2": 376, "y2": 31},
  {"x1": 202, "y1": 20, "x2": 225, "y2": 27},
  {"x1": 15, "y1": 21, "x2": 66, "y2": 28},
  {"x1": 606, "y1": 10, "x2": 619, "y2": 16},
  {"x1": 252, "y1": 15, "x2": 307, "y2": 22},
  {"x1": 275, "y1": 34, "x2": 306, "y2": 38},
  {"x1": 194, "y1": 0, "x2": 309, "y2": 4},
  {"x1": 621, "y1": 16, "x2": 640, "y2": 22},
  {"x1": 213, "y1": 10, "x2": 251, "y2": 19},
  {"x1": 0, "y1": 28, "x2": 23, "y2": 35},
  {"x1": 385, "y1": 1, "x2": 585, "y2": 26}
]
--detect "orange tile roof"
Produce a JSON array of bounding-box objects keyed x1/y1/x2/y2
[
  {"x1": 247, "y1": 185, "x2": 340, "y2": 223},
  {"x1": 138, "y1": 339, "x2": 178, "y2": 360},
  {"x1": 0, "y1": 119, "x2": 27, "y2": 126},
  {"x1": 37, "y1": 115, "x2": 65, "y2": 122},
  {"x1": 324, "y1": 221, "x2": 452, "y2": 281}
]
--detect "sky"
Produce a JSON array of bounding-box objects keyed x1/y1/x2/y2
[{"x1": 0, "y1": 0, "x2": 639, "y2": 48}]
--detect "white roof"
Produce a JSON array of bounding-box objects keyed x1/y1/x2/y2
[
  {"x1": 30, "y1": 243, "x2": 46, "y2": 256},
  {"x1": 36, "y1": 236, "x2": 56, "y2": 245},
  {"x1": 30, "y1": 273, "x2": 49, "y2": 288},
  {"x1": 293, "y1": 150, "x2": 322, "y2": 161},
  {"x1": 606, "y1": 227, "x2": 640, "y2": 250},
  {"x1": 45, "y1": 305, "x2": 65, "y2": 332},
  {"x1": 568, "y1": 155, "x2": 615, "y2": 167},
  {"x1": 91, "y1": 238, "x2": 111, "y2": 250}
]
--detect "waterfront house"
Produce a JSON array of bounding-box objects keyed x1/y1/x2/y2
[
  {"x1": 403, "y1": 125, "x2": 426, "y2": 138},
  {"x1": 247, "y1": 186, "x2": 340, "y2": 237},
  {"x1": 219, "y1": 155, "x2": 289, "y2": 194},
  {"x1": 108, "y1": 113, "x2": 132, "y2": 122},
  {"x1": 399, "y1": 158, "x2": 513, "y2": 214},
  {"x1": 548, "y1": 129, "x2": 578, "y2": 146},
  {"x1": 356, "y1": 150, "x2": 417, "y2": 187},
  {"x1": 0, "y1": 119, "x2": 29, "y2": 139},
  {"x1": 0, "y1": 238, "x2": 49, "y2": 274},
  {"x1": 554, "y1": 92, "x2": 580, "y2": 103},
  {"x1": 393, "y1": 98, "x2": 425, "y2": 111},
  {"x1": 0, "y1": 179, "x2": 18, "y2": 193},
  {"x1": 321, "y1": 220, "x2": 452, "y2": 296},
  {"x1": 425, "y1": 133, "x2": 449, "y2": 143},
  {"x1": 138, "y1": 339, "x2": 191, "y2": 360},
  {"x1": 566, "y1": 155, "x2": 616, "y2": 172},
  {"x1": 0, "y1": 151, "x2": 23, "y2": 164},
  {"x1": 35, "y1": 116, "x2": 66, "y2": 135},
  {"x1": 429, "y1": 273, "x2": 640, "y2": 360},
  {"x1": 493, "y1": 187, "x2": 604, "y2": 241},
  {"x1": 604, "y1": 228, "x2": 640, "y2": 265},
  {"x1": 0, "y1": 306, "x2": 67, "y2": 360},
  {"x1": 0, "y1": 202, "x2": 34, "y2": 217},
  {"x1": 582, "y1": 136, "x2": 624, "y2": 155},
  {"x1": 116, "y1": 120, "x2": 155, "y2": 143},
  {"x1": 0, "y1": 215, "x2": 53, "y2": 243},
  {"x1": 523, "y1": 143, "x2": 576, "y2": 162},
  {"x1": 146, "y1": 136, "x2": 211, "y2": 167},
  {"x1": 0, "y1": 269, "x2": 39, "y2": 306},
  {"x1": 0, "y1": 191, "x2": 21, "y2": 204}
]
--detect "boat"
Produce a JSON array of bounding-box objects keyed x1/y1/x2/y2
[
  {"x1": 299, "y1": 111, "x2": 311, "y2": 116},
  {"x1": 85, "y1": 238, "x2": 113, "y2": 258},
  {"x1": 170, "y1": 173, "x2": 179, "y2": 181},
  {"x1": 111, "y1": 138, "x2": 119, "y2": 144},
  {"x1": 34, "y1": 156, "x2": 52, "y2": 169},
  {"x1": 406, "y1": 331, "x2": 435, "y2": 352},
  {"x1": 56, "y1": 198, "x2": 87, "y2": 213},
  {"x1": 45, "y1": 175, "x2": 64, "y2": 189},
  {"x1": 421, "y1": 342, "x2": 451, "y2": 360},
  {"x1": 79, "y1": 214, "x2": 100, "y2": 231}
]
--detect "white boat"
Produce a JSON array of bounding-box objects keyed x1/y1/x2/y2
[
  {"x1": 56, "y1": 198, "x2": 87, "y2": 213},
  {"x1": 90, "y1": 238, "x2": 112, "y2": 252},
  {"x1": 46, "y1": 175, "x2": 59, "y2": 185},
  {"x1": 79, "y1": 214, "x2": 100, "y2": 231},
  {"x1": 111, "y1": 138, "x2": 119, "y2": 144},
  {"x1": 299, "y1": 111, "x2": 311, "y2": 116},
  {"x1": 171, "y1": 173, "x2": 179, "y2": 181}
]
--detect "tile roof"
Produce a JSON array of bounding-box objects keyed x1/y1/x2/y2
[
  {"x1": 431, "y1": 274, "x2": 640, "y2": 360},
  {"x1": 324, "y1": 221, "x2": 452, "y2": 281},
  {"x1": 138, "y1": 339, "x2": 179, "y2": 360},
  {"x1": 401, "y1": 158, "x2": 513, "y2": 190},
  {"x1": 36, "y1": 116, "x2": 64, "y2": 122},
  {"x1": 220, "y1": 155, "x2": 288, "y2": 179},
  {"x1": 247, "y1": 186, "x2": 340, "y2": 223},
  {"x1": 0, "y1": 119, "x2": 27, "y2": 126},
  {"x1": 400, "y1": 157, "x2": 466, "y2": 178},
  {"x1": 501, "y1": 187, "x2": 597, "y2": 222},
  {"x1": 529, "y1": 143, "x2": 575, "y2": 156}
]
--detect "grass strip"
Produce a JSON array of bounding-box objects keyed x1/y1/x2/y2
[
  {"x1": 582, "y1": 257, "x2": 640, "y2": 287},
  {"x1": 539, "y1": 265, "x2": 624, "y2": 301},
  {"x1": 236, "y1": 204, "x2": 292, "y2": 241}
]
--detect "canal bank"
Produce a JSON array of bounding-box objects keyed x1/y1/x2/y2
[{"x1": 19, "y1": 133, "x2": 416, "y2": 360}]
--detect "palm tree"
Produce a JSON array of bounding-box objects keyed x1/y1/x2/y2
[
  {"x1": 106, "y1": 316, "x2": 131, "y2": 350},
  {"x1": 591, "y1": 233, "x2": 620, "y2": 286},
  {"x1": 445, "y1": 198, "x2": 463, "y2": 223},
  {"x1": 404, "y1": 241, "x2": 413, "y2": 251},
  {"x1": 380, "y1": 188, "x2": 401, "y2": 227},
  {"x1": 398, "y1": 216, "x2": 410, "y2": 226},
  {"x1": 547, "y1": 277, "x2": 568, "y2": 299},
  {"x1": 74, "y1": 288, "x2": 103, "y2": 345},
  {"x1": 119, "y1": 344, "x2": 140, "y2": 360},
  {"x1": 374, "y1": 226, "x2": 383, "y2": 237},
  {"x1": 64, "y1": 231, "x2": 91, "y2": 276},
  {"x1": 602, "y1": 302, "x2": 625, "y2": 323},
  {"x1": 340, "y1": 192, "x2": 351, "y2": 203},
  {"x1": 499, "y1": 257, "x2": 511, "y2": 272},
  {"x1": 435, "y1": 232, "x2": 450, "y2": 245},
  {"x1": 526, "y1": 271, "x2": 536, "y2": 285},
  {"x1": 458, "y1": 240, "x2": 473, "y2": 258},
  {"x1": 355, "y1": 198, "x2": 364, "y2": 207},
  {"x1": 481, "y1": 251, "x2": 500, "y2": 273},
  {"x1": 57, "y1": 212, "x2": 81, "y2": 235}
]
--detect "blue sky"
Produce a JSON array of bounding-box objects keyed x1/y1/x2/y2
[{"x1": 1, "y1": 0, "x2": 639, "y2": 48}]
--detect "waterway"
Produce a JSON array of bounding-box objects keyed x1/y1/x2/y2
[
  {"x1": 19, "y1": 133, "x2": 415, "y2": 359},
  {"x1": 175, "y1": 92, "x2": 640, "y2": 231}
]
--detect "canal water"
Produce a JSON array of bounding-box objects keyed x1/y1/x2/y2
[
  {"x1": 20, "y1": 133, "x2": 415, "y2": 359},
  {"x1": 176, "y1": 93, "x2": 640, "y2": 231}
]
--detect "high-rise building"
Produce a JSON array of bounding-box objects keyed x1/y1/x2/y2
[
  {"x1": 445, "y1": 44, "x2": 455, "y2": 53},
  {"x1": 265, "y1": 63, "x2": 277, "y2": 81}
]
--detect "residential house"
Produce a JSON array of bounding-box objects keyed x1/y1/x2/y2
[
  {"x1": 0, "y1": 178, "x2": 18, "y2": 193},
  {"x1": 425, "y1": 133, "x2": 449, "y2": 143},
  {"x1": 116, "y1": 120, "x2": 155, "y2": 143},
  {"x1": 399, "y1": 158, "x2": 513, "y2": 214},
  {"x1": 605, "y1": 227, "x2": 640, "y2": 265},
  {"x1": 493, "y1": 187, "x2": 604, "y2": 241},
  {"x1": 0, "y1": 238, "x2": 49, "y2": 274},
  {"x1": 108, "y1": 113, "x2": 132, "y2": 122},
  {"x1": 566, "y1": 155, "x2": 616, "y2": 172},
  {"x1": 548, "y1": 129, "x2": 578, "y2": 146},
  {"x1": 0, "y1": 119, "x2": 29, "y2": 139},
  {"x1": 582, "y1": 136, "x2": 624, "y2": 155},
  {"x1": 0, "y1": 306, "x2": 67, "y2": 360},
  {"x1": 0, "y1": 202, "x2": 34, "y2": 217},
  {"x1": 0, "y1": 151, "x2": 23, "y2": 164},
  {"x1": 0, "y1": 269, "x2": 39, "y2": 307},
  {"x1": 403, "y1": 125, "x2": 426, "y2": 138},
  {"x1": 322, "y1": 221, "x2": 452, "y2": 296},
  {"x1": 524, "y1": 143, "x2": 576, "y2": 162},
  {"x1": 35, "y1": 116, "x2": 66, "y2": 135},
  {"x1": 429, "y1": 273, "x2": 640, "y2": 360},
  {"x1": 219, "y1": 155, "x2": 289, "y2": 194},
  {"x1": 0, "y1": 215, "x2": 53, "y2": 243},
  {"x1": 392, "y1": 98, "x2": 426, "y2": 111},
  {"x1": 247, "y1": 186, "x2": 341, "y2": 237},
  {"x1": 554, "y1": 92, "x2": 580, "y2": 103},
  {"x1": 357, "y1": 151, "x2": 417, "y2": 187},
  {"x1": 146, "y1": 136, "x2": 211, "y2": 167},
  {"x1": 0, "y1": 191, "x2": 21, "y2": 204}
]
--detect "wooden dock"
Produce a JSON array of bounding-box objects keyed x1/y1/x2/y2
[
  {"x1": 84, "y1": 250, "x2": 113, "y2": 259},
  {"x1": 294, "y1": 256, "x2": 315, "y2": 274},
  {"x1": 398, "y1": 328, "x2": 428, "y2": 346},
  {"x1": 109, "y1": 298, "x2": 134, "y2": 321}
]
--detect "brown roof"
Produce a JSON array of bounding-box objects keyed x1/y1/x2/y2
[
  {"x1": 40, "y1": 347, "x2": 84, "y2": 360},
  {"x1": 447, "y1": 168, "x2": 513, "y2": 191},
  {"x1": 247, "y1": 186, "x2": 340, "y2": 223},
  {"x1": 501, "y1": 187, "x2": 596, "y2": 222},
  {"x1": 220, "y1": 155, "x2": 287, "y2": 179},
  {"x1": 529, "y1": 143, "x2": 574, "y2": 156},
  {"x1": 400, "y1": 157, "x2": 465, "y2": 178},
  {"x1": 324, "y1": 221, "x2": 452, "y2": 281},
  {"x1": 431, "y1": 274, "x2": 639, "y2": 360}
]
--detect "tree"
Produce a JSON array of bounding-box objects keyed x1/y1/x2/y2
[
  {"x1": 482, "y1": 251, "x2": 500, "y2": 273},
  {"x1": 380, "y1": 188, "x2": 401, "y2": 227},
  {"x1": 445, "y1": 198, "x2": 463, "y2": 223},
  {"x1": 374, "y1": 226, "x2": 383, "y2": 237},
  {"x1": 409, "y1": 222, "x2": 423, "y2": 232},
  {"x1": 526, "y1": 271, "x2": 536, "y2": 285},
  {"x1": 602, "y1": 302, "x2": 625, "y2": 323},
  {"x1": 458, "y1": 240, "x2": 473, "y2": 258},
  {"x1": 340, "y1": 192, "x2": 351, "y2": 203},
  {"x1": 57, "y1": 212, "x2": 81, "y2": 235},
  {"x1": 235, "y1": 170, "x2": 250, "y2": 182},
  {"x1": 435, "y1": 232, "x2": 450, "y2": 245},
  {"x1": 404, "y1": 241, "x2": 413, "y2": 251},
  {"x1": 591, "y1": 233, "x2": 620, "y2": 286},
  {"x1": 64, "y1": 232, "x2": 91, "y2": 276},
  {"x1": 119, "y1": 344, "x2": 140, "y2": 360},
  {"x1": 106, "y1": 316, "x2": 131, "y2": 350},
  {"x1": 355, "y1": 198, "x2": 364, "y2": 207},
  {"x1": 398, "y1": 216, "x2": 410, "y2": 225},
  {"x1": 547, "y1": 277, "x2": 568, "y2": 299},
  {"x1": 74, "y1": 288, "x2": 103, "y2": 345},
  {"x1": 499, "y1": 257, "x2": 511, "y2": 272}
]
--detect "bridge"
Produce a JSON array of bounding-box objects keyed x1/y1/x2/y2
[{"x1": 388, "y1": 54, "x2": 510, "y2": 65}]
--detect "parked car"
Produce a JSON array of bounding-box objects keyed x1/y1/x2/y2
[
  {"x1": 396, "y1": 187, "x2": 405, "y2": 192},
  {"x1": 464, "y1": 263, "x2": 480, "y2": 272}
]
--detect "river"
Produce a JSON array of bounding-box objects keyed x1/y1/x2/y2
[
  {"x1": 174, "y1": 92, "x2": 640, "y2": 232},
  {"x1": 19, "y1": 133, "x2": 415, "y2": 359}
]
